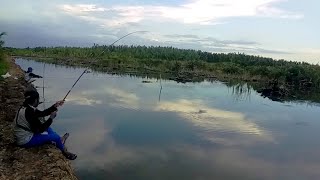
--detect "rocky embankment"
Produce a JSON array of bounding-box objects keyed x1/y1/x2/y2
[{"x1": 0, "y1": 56, "x2": 77, "y2": 180}]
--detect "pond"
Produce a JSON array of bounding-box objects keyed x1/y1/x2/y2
[{"x1": 16, "y1": 58, "x2": 320, "y2": 180}]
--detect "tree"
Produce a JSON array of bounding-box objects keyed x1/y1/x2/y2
[{"x1": 0, "y1": 32, "x2": 6, "y2": 48}]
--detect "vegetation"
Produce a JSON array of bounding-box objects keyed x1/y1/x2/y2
[
  {"x1": 8, "y1": 45, "x2": 320, "y2": 89},
  {"x1": 0, "y1": 32, "x2": 9, "y2": 77}
]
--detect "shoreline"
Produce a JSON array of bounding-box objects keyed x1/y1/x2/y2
[
  {"x1": 0, "y1": 56, "x2": 77, "y2": 180},
  {"x1": 14, "y1": 55, "x2": 320, "y2": 103},
  {"x1": 12, "y1": 55, "x2": 265, "y2": 83}
]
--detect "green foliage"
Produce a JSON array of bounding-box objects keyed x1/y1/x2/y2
[
  {"x1": 221, "y1": 63, "x2": 243, "y2": 74},
  {"x1": 0, "y1": 57, "x2": 8, "y2": 77},
  {"x1": 7, "y1": 45, "x2": 320, "y2": 88},
  {"x1": 0, "y1": 32, "x2": 9, "y2": 78}
]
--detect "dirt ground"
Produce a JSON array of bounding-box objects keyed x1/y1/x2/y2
[{"x1": 0, "y1": 56, "x2": 77, "y2": 180}]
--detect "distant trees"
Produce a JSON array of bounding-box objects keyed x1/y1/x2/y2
[{"x1": 7, "y1": 45, "x2": 320, "y2": 88}]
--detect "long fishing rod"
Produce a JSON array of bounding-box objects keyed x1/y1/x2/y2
[{"x1": 62, "y1": 31, "x2": 148, "y2": 101}]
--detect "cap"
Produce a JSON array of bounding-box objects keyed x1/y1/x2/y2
[{"x1": 27, "y1": 67, "x2": 33, "y2": 72}]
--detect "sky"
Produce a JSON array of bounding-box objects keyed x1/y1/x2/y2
[{"x1": 0, "y1": 0, "x2": 319, "y2": 63}]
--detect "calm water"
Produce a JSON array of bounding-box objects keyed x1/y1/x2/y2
[{"x1": 16, "y1": 58, "x2": 320, "y2": 180}]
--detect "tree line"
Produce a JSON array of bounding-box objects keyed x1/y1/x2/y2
[{"x1": 7, "y1": 45, "x2": 320, "y2": 88}]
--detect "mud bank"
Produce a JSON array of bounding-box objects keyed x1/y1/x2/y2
[{"x1": 0, "y1": 56, "x2": 77, "y2": 180}]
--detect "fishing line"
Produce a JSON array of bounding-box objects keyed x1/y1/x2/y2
[
  {"x1": 62, "y1": 31, "x2": 148, "y2": 101},
  {"x1": 158, "y1": 74, "x2": 162, "y2": 102},
  {"x1": 42, "y1": 63, "x2": 46, "y2": 109}
]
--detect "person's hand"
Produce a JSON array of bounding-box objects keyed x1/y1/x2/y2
[
  {"x1": 54, "y1": 100, "x2": 65, "y2": 108},
  {"x1": 50, "y1": 111, "x2": 57, "y2": 119}
]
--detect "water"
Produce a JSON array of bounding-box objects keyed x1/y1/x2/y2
[{"x1": 16, "y1": 58, "x2": 320, "y2": 180}]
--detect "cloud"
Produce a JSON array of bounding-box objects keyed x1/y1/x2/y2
[
  {"x1": 167, "y1": 35, "x2": 259, "y2": 45},
  {"x1": 159, "y1": 34, "x2": 292, "y2": 55},
  {"x1": 164, "y1": 34, "x2": 200, "y2": 39},
  {"x1": 59, "y1": 4, "x2": 146, "y2": 28},
  {"x1": 2, "y1": 0, "x2": 316, "y2": 62},
  {"x1": 257, "y1": 2, "x2": 304, "y2": 19},
  {"x1": 59, "y1": 0, "x2": 303, "y2": 27},
  {"x1": 61, "y1": 4, "x2": 107, "y2": 14},
  {"x1": 255, "y1": 48, "x2": 292, "y2": 54}
]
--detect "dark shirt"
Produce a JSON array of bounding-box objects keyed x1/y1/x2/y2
[{"x1": 24, "y1": 105, "x2": 57, "y2": 133}]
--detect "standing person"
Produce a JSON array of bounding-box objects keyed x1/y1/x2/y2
[{"x1": 13, "y1": 90, "x2": 77, "y2": 160}]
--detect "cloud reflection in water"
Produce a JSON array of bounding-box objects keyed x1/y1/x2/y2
[{"x1": 154, "y1": 99, "x2": 274, "y2": 145}]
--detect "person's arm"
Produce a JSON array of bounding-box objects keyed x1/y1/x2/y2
[
  {"x1": 34, "y1": 105, "x2": 57, "y2": 117},
  {"x1": 25, "y1": 107, "x2": 55, "y2": 133},
  {"x1": 29, "y1": 72, "x2": 42, "y2": 78},
  {"x1": 25, "y1": 100, "x2": 64, "y2": 133}
]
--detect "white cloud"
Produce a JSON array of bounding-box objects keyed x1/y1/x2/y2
[
  {"x1": 59, "y1": 0, "x2": 303, "y2": 27},
  {"x1": 281, "y1": 48, "x2": 320, "y2": 64},
  {"x1": 61, "y1": 4, "x2": 107, "y2": 14}
]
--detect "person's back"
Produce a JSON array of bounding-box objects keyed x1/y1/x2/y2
[{"x1": 14, "y1": 106, "x2": 34, "y2": 145}]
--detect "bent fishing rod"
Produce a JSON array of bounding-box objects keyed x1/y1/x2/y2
[{"x1": 62, "y1": 31, "x2": 147, "y2": 101}]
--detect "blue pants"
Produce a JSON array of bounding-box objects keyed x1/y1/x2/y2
[{"x1": 23, "y1": 127, "x2": 64, "y2": 151}]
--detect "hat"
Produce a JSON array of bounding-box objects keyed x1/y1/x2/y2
[{"x1": 27, "y1": 67, "x2": 33, "y2": 73}]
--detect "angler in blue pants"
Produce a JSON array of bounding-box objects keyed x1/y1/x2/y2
[
  {"x1": 23, "y1": 127, "x2": 65, "y2": 151},
  {"x1": 14, "y1": 90, "x2": 77, "y2": 160}
]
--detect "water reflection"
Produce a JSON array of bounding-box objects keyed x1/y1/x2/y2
[
  {"x1": 228, "y1": 83, "x2": 252, "y2": 102},
  {"x1": 154, "y1": 99, "x2": 274, "y2": 146},
  {"x1": 15, "y1": 58, "x2": 320, "y2": 180},
  {"x1": 103, "y1": 88, "x2": 140, "y2": 110},
  {"x1": 66, "y1": 94, "x2": 103, "y2": 106}
]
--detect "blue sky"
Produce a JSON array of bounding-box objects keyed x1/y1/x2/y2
[{"x1": 0, "y1": 0, "x2": 319, "y2": 63}]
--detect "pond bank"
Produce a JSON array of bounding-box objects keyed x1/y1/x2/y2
[
  {"x1": 0, "y1": 56, "x2": 77, "y2": 180},
  {"x1": 14, "y1": 56, "x2": 320, "y2": 103}
]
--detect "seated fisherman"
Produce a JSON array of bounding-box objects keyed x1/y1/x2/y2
[
  {"x1": 13, "y1": 90, "x2": 77, "y2": 160},
  {"x1": 24, "y1": 67, "x2": 42, "y2": 93},
  {"x1": 25, "y1": 67, "x2": 42, "y2": 83}
]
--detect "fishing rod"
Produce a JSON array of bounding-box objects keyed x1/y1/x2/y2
[{"x1": 62, "y1": 31, "x2": 148, "y2": 101}]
